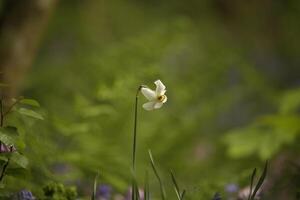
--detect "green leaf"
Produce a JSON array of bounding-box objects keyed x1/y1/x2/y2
[
  {"x1": 223, "y1": 115, "x2": 300, "y2": 159},
  {"x1": 0, "y1": 127, "x2": 18, "y2": 146},
  {"x1": 18, "y1": 108, "x2": 44, "y2": 120},
  {"x1": 279, "y1": 88, "x2": 300, "y2": 114},
  {"x1": 0, "y1": 156, "x2": 8, "y2": 162},
  {"x1": 2, "y1": 126, "x2": 18, "y2": 136},
  {"x1": 0, "y1": 127, "x2": 25, "y2": 151},
  {"x1": 5, "y1": 168, "x2": 28, "y2": 179},
  {"x1": 250, "y1": 161, "x2": 268, "y2": 200},
  {"x1": 0, "y1": 132, "x2": 14, "y2": 145},
  {"x1": 170, "y1": 170, "x2": 182, "y2": 200},
  {"x1": 19, "y1": 99, "x2": 40, "y2": 107},
  {"x1": 148, "y1": 149, "x2": 166, "y2": 200},
  {"x1": 248, "y1": 168, "x2": 256, "y2": 200},
  {"x1": 10, "y1": 152, "x2": 29, "y2": 169}
]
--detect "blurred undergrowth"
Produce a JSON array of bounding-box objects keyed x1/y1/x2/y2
[{"x1": 0, "y1": 0, "x2": 298, "y2": 199}]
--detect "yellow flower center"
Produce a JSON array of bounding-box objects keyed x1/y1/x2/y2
[{"x1": 157, "y1": 95, "x2": 166, "y2": 102}]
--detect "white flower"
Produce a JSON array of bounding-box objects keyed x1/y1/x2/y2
[{"x1": 141, "y1": 80, "x2": 167, "y2": 111}]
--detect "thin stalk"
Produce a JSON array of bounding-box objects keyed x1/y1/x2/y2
[
  {"x1": 144, "y1": 170, "x2": 150, "y2": 200},
  {"x1": 0, "y1": 158, "x2": 10, "y2": 182},
  {"x1": 132, "y1": 179, "x2": 136, "y2": 200},
  {"x1": 135, "y1": 183, "x2": 140, "y2": 200},
  {"x1": 132, "y1": 86, "x2": 142, "y2": 200},
  {"x1": 3, "y1": 97, "x2": 23, "y2": 116},
  {"x1": 131, "y1": 168, "x2": 140, "y2": 200},
  {"x1": 132, "y1": 89, "x2": 139, "y2": 170}
]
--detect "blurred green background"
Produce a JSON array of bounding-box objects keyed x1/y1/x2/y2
[{"x1": 1, "y1": 0, "x2": 300, "y2": 199}]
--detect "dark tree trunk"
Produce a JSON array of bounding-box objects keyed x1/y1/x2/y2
[{"x1": 0, "y1": 0, "x2": 57, "y2": 100}]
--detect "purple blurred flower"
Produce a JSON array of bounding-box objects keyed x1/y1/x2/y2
[
  {"x1": 225, "y1": 183, "x2": 239, "y2": 193},
  {"x1": 96, "y1": 185, "x2": 112, "y2": 200},
  {"x1": 16, "y1": 189, "x2": 35, "y2": 200}
]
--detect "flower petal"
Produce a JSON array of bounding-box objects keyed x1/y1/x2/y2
[
  {"x1": 142, "y1": 101, "x2": 156, "y2": 111},
  {"x1": 162, "y1": 95, "x2": 167, "y2": 103},
  {"x1": 154, "y1": 102, "x2": 163, "y2": 109},
  {"x1": 141, "y1": 87, "x2": 156, "y2": 101},
  {"x1": 154, "y1": 80, "x2": 166, "y2": 95}
]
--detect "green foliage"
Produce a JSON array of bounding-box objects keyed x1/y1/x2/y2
[
  {"x1": 0, "y1": 96, "x2": 43, "y2": 194},
  {"x1": 3, "y1": 0, "x2": 298, "y2": 198},
  {"x1": 9, "y1": 152, "x2": 29, "y2": 169},
  {"x1": 248, "y1": 161, "x2": 268, "y2": 200},
  {"x1": 19, "y1": 99, "x2": 40, "y2": 108},
  {"x1": 279, "y1": 88, "x2": 300, "y2": 114},
  {"x1": 43, "y1": 182, "x2": 77, "y2": 200},
  {"x1": 223, "y1": 88, "x2": 300, "y2": 159},
  {"x1": 0, "y1": 126, "x2": 25, "y2": 150},
  {"x1": 17, "y1": 108, "x2": 44, "y2": 120}
]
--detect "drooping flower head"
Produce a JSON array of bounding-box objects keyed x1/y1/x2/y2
[{"x1": 141, "y1": 80, "x2": 167, "y2": 111}]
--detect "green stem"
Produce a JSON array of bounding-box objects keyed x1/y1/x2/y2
[
  {"x1": 0, "y1": 158, "x2": 9, "y2": 182},
  {"x1": 3, "y1": 97, "x2": 23, "y2": 116},
  {"x1": 91, "y1": 172, "x2": 99, "y2": 200},
  {"x1": 144, "y1": 170, "x2": 149, "y2": 200},
  {"x1": 132, "y1": 95, "x2": 138, "y2": 170},
  {"x1": 132, "y1": 86, "x2": 142, "y2": 200}
]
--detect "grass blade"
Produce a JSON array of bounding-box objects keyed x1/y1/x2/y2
[
  {"x1": 170, "y1": 170, "x2": 181, "y2": 200},
  {"x1": 250, "y1": 160, "x2": 268, "y2": 200},
  {"x1": 148, "y1": 149, "x2": 166, "y2": 200},
  {"x1": 247, "y1": 168, "x2": 256, "y2": 200},
  {"x1": 131, "y1": 169, "x2": 140, "y2": 200},
  {"x1": 144, "y1": 170, "x2": 150, "y2": 200},
  {"x1": 135, "y1": 182, "x2": 140, "y2": 200},
  {"x1": 132, "y1": 179, "x2": 136, "y2": 200},
  {"x1": 181, "y1": 190, "x2": 186, "y2": 200},
  {"x1": 91, "y1": 172, "x2": 99, "y2": 200}
]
